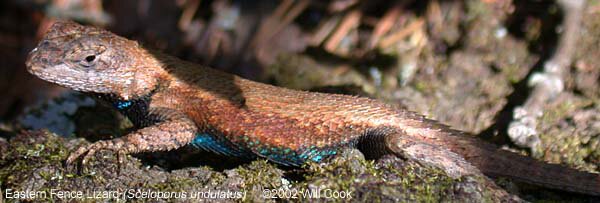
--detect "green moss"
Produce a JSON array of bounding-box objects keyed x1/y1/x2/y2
[
  {"x1": 236, "y1": 160, "x2": 283, "y2": 189},
  {"x1": 298, "y1": 152, "x2": 463, "y2": 202},
  {"x1": 0, "y1": 131, "x2": 69, "y2": 186},
  {"x1": 202, "y1": 166, "x2": 228, "y2": 187},
  {"x1": 303, "y1": 159, "x2": 375, "y2": 191},
  {"x1": 233, "y1": 160, "x2": 284, "y2": 201},
  {"x1": 0, "y1": 131, "x2": 73, "y2": 202},
  {"x1": 503, "y1": 64, "x2": 524, "y2": 84},
  {"x1": 148, "y1": 176, "x2": 197, "y2": 192},
  {"x1": 540, "y1": 100, "x2": 583, "y2": 125},
  {"x1": 536, "y1": 97, "x2": 599, "y2": 172},
  {"x1": 380, "y1": 160, "x2": 457, "y2": 202}
]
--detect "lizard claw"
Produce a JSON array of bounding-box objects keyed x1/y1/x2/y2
[{"x1": 66, "y1": 139, "x2": 127, "y2": 168}]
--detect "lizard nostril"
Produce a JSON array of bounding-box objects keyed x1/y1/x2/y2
[{"x1": 40, "y1": 40, "x2": 50, "y2": 47}]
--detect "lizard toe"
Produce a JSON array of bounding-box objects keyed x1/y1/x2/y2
[
  {"x1": 67, "y1": 139, "x2": 126, "y2": 165},
  {"x1": 66, "y1": 144, "x2": 93, "y2": 164},
  {"x1": 81, "y1": 148, "x2": 99, "y2": 165}
]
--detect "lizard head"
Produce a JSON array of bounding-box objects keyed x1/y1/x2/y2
[{"x1": 26, "y1": 20, "x2": 162, "y2": 100}]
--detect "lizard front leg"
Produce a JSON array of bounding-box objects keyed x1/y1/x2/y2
[{"x1": 66, "y1": 107, "x2": 198, "y2": 165}]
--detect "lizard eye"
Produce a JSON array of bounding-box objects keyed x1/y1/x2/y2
[
  {"x1": 79, "y1": 55, "x2": 97, "y2": 67},
  {"x1": 85, "y1": 55, "x2": 95, "y2": 62}
]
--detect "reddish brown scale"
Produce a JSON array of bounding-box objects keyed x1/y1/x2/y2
[{"x1": 25, "y1": 21, "x2": 600, "y2": 197}]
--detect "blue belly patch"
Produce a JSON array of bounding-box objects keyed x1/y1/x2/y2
[
  {"x1": 299, "y1": 147, "x2": 339, "y2": 162},
  {"x1": 191, "y1": 133, "x2": 252, "y2": 158},
  {"x1": 253, "y1": 145, "x2": 341, "y2": 166},
  {"x1": 192, "y1": 134, "x2": 344, "y2": 166}
]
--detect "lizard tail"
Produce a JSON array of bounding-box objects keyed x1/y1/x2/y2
[
  {"x1": 399, "y1": 117, "x2": 600, "y2": 196},
  {"x1": 446, "y1": 133, "x2": 600, "y2": 196}
]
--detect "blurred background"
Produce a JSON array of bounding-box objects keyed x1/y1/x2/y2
[
  {"x1": 1, "y1": 0, "x2": 600, "y2": 201},
  {"x1": 0, "y1": 0, "x2": 552, "y2": 122},
  {"x1": 3, "y1": 0, "x2": 600, "y2": 160}
]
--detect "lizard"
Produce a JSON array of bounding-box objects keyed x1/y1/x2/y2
[{"x1": 25, "y1": 20, "x2": 600, "y2": 196}]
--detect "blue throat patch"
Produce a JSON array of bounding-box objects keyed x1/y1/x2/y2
[{"x1": 114, "y1": 100, "x2": 133, "y2": 110}]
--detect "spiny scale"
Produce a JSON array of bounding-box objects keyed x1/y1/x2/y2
[{"x1": 25, "y1": 21, "x2": 600, "y2": 197}]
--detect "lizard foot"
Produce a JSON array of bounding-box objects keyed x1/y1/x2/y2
[{"x1": 66, "y1": 138, "x2": 129, "y2": 167}]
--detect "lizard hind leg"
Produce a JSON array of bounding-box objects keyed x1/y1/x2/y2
[
  {"x1": 383, "y1": 133, "x2": 519, "y2": 200},
  {"x1": 384, "y1": 133, "x2": 482, "y2": 179},
  {"x1": 355, "y1": 128, "x2": 483, "y2": 178}
]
